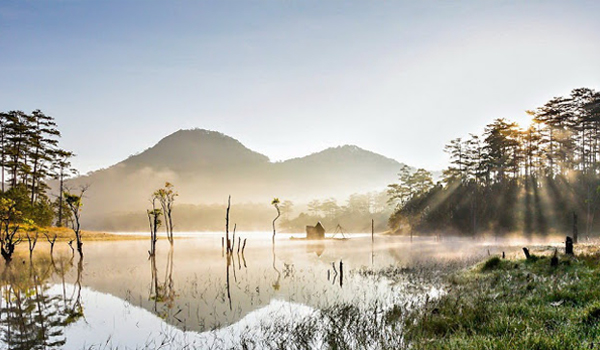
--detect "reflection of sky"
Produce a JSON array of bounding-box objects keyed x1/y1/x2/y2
[
  {"x1": 0, "y1": 233, "x2": 547, "y2": 348},
  {"x1": 34, "y1": 234, "x2": 524, "y2": 334},
  {"x1": 1, "y1": 1, "x2": 599, "y2": 173},
  {"x1": 55, "y1": 280, "x2": 439, "y2": 349},
  {"x1": 55, "y1": 284, "x2": 315, "y2": 349}
]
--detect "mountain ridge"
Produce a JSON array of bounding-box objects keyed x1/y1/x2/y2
[{"x1": 68, "y1": 128, "x2": 409, "y2": 227}]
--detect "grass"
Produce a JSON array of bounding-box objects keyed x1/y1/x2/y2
[
  {"x1": 402, "y1": 247, "x2": 600, "y2": 350},
  {"x1": 32, "y1": 226, "x2": 147, "y2": 241}
]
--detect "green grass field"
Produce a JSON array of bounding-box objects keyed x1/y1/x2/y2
[{"x1": 404, "y1": 247, "x2": 600, "y2": 349}]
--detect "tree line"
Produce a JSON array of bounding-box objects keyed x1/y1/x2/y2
[
  {"x1": 388, "y1": 87, "x2": 600, "y2": 237},
  {"x1": 0, "y1": 110, "x2": 76, "y2": 227},
  {"x1": 0, "y1": 110, "x2": 84, "y2": 261}
]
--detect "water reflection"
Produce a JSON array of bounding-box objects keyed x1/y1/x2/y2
[
  {"x1": 0, "y1": 254, "x2": 81, "y2": 349},
  {"x1": 149, "y1": 247, "x2": 176, "y2": 315},
  {"x1": 0, "y1": 233, "x2": 534, "y2": 348}
]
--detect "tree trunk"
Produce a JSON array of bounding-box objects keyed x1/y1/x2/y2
[
  {"x1": 566, "y1": 236, "x2": 574, "y2": 255},
  {"x1": 522, "y1": 247, "x2": 531, "y2": 259},
  {"x1": 573, "y1": 213, "x2": 578, "y2": 244}
]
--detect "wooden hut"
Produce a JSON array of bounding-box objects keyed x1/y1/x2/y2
[{"x1": 306, "y1": 222, "x2": 325, "y2": 240}]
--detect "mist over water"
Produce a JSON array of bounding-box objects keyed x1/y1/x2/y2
[{"x1": 0, "y1": 232, "x2": 565, "y2": 348}]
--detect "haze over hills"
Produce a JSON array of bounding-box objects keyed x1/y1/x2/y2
[{"x1": 69, "y1": 128, "x2": 409, "y2": 228}]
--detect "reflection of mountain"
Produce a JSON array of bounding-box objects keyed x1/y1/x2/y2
[
  {"x1": 67, "y1": 129, "x2": 406, "y2": 228},
  {"x1": 53, "y1": 286, "x2": 316, "y2": 349},
  {"x1": 0, "y1": 237, "x2": 447, "y2": 348}
]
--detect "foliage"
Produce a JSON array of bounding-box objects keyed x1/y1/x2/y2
[
  {"x1": 0, "y1": 197, "x2": 22, "y2": 261},
  {"x1": 284, "y1": 191, "x2": 392, "y2": 233},
  {"x1": 88, "y1": 191, "x2": 392, "y2": 233},
  {"x1": 0, "y1": 110, "x2": 75, "y2": 228},
  {"x1": 389, "y1": 87, "x2": 600, "y2": 236},
  {"x1": 387, "y1": 166, "x2": 434, "y2": 209}
]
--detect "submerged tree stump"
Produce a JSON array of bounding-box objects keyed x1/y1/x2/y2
[
  {"x1": 551, "y1": 249, "x2": 559, "y2": 267},
  {"x1": 522, "y1": 247, "x2": 531, "y2": 260},
  {"x1": 566, "y1": 236, "x2": 574, "y2": 255}
]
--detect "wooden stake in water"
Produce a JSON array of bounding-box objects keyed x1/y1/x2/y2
[
  {"x1": 371, "y1": 219, "x2": 374, "y2": 243},
  {"x1": 231, "y1": 223, "x2": 236, "y2": 253},
  {"x1": 339, "y1": 260, "x2": 343, "y2": 287},
  {"x1": 225, "y1": 195, "x2": 231, "y2": 252},
  {"x1": 371, "y1": 219, "x2": 374, "y2": 266}
]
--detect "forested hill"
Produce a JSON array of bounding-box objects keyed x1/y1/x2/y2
[
  {"x1": 69, "y1": 129, "x2": 407, "y2": 227},
  {"x1": 388, "y1": 87, "x2": 600, "y2": 237}
]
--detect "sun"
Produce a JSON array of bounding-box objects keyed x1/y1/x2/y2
[{"x1": 513, "y1": 112, "x2": 536, "y2": 130}]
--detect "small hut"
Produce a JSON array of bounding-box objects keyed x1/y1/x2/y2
[{"x1": 306, "y1": 222, "x2": 325, "y2": 240}]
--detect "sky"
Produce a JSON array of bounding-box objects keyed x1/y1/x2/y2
[{"x1": 1, "y1": 0, "x2": 600, "y2": 174}]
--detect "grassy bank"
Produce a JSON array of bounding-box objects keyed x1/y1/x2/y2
[
  {"x1": 404, "y1": 245, "x2": 600, "y2": 349},
  {"x1": 34, "y1": 226, "x2": 147, "y2": 241}
]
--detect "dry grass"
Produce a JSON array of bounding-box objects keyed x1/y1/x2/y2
[{"x1": 31, "y1": 226, "x2": 147, "y2": 241}]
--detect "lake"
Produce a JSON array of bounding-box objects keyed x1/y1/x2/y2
[{"x1": 0, "y1": 232, "x2": 528, "y2": 349}]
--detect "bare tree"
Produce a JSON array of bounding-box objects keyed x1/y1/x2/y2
[
  {"x1": 271, "y1": 198, "x2": 281, "y2": 244},
  {"x1": 64, "y1": 186, "x2": 88, "y2": 258},
  {"x1": 147, "y1": 196, "x2": 162, "y2": 257},
  {"x1": 26, "y1": 231, "x2": 38, "y2": 260},
  {"x1": 153, "y1": 182, "x2": 177, "y2": 245},
  {"x1": 43, "y1": 232, "x2": 58, "y2": 256}
]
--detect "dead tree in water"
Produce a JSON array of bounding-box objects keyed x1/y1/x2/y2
[
  {"x1": 231, "y1": 224, "x2": 236, "y2": 253},
  {"x1": 225, "y1": 196, "x2": 231, "y2": 252},
  {"x1": 147, "y1": 197, "x2": 162, "y2": 257},
  {"x1": 26, "y1": 231, "x2": 38, "y2": 260},
  {"x1": 44, "y1": 232, "x2": 58, "y2": 256},
  {"x1": 64, "y1": 186, "x2": 88, "y2": 258},
  {"x1": 271, "y1": 198, "x2": 281, "y2": 245}
]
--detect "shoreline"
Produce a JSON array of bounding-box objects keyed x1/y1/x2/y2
[{"x1": 34, "y1": 227, "x2": 148, "y2": 241}]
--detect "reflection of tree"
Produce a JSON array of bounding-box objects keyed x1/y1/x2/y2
[
  {"x1": 0, "y1": 255, "x2": 78, "y2": 349},
  {"x1": 272, "y1": 244, "x2": 281, "y2": 291},
  {"x1": 226, "y1": 252, "x2": 232, "y2": 311},
  {"x1": 149, "y1": 247, "x2": 176, "y2": 317},
  {"x1": 66, "y1": 256, "x2": 84, "y2": 324}
]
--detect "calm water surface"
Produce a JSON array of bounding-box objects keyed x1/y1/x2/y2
[{"x1": 0, "y1": 232, "x2": 522, "y2": 349}]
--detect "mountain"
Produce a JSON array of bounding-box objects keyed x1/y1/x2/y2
[
  {"x1": 120, "y1": 129, "x2": 270, "y2": 172},
  {"x1": 68, "y1": 129, "x2": 406, "y2": 228},
  {"x1": 270, "y1": 145, "x2": 402, "y2": 197}
]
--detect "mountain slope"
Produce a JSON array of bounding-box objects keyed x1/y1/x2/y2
[
  {"x1": 68, "y1": 129, "x2": 406, "y2": 227},
  {"x1": 119, "y1": 129, "x2": 270, "y2": 172}
]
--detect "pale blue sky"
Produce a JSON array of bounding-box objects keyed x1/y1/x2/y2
[{"x1": 1, "y1": 1, "x2": 599, "y2": 174}]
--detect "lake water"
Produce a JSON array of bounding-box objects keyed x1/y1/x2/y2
[{"x1": 0, "y1": 232, "x2": 529, "y2": 349}]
